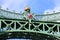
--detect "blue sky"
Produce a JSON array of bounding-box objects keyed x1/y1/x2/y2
[{"x1": 0, "y1": 0, "x2": 60, "y2": 14}]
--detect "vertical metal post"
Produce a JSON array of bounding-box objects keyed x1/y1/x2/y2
[
  {"x1": 0, "y1": 20, "x2": 1, "y2": 29},
  {"x1": 43, "y1": 24, "x2": 45, "y2": 31},
  {"x1": 29, "y1": 19, "x2": 31, "y2": 30},
  {"x1": 14, "y1": 21, "x2": 16, "y2": 30},
  {"x1": 6, "y1": 8, "x2": 9, "y2": 16},
  {"x1": 0, "y1": 6, "x2": 1, "y2": 9},
  {"x1": 57, "y1": 25, "x2": 59, "y2": 32},
  {"x1": 13, "y1": 10, "x2": 16, "y2": 19}
]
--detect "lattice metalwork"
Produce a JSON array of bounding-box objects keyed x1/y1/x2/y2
[{"x1": 0, "y1": 18, "x2": 60, "y2": 39}]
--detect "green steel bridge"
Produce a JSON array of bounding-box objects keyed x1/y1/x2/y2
[{"x1": 0, "y1": 6, "x2": 60, "y2": 40}]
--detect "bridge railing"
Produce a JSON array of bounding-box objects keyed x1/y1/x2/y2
[
  {"x1": 0, "y1": 6, "x2": 60, "y2": 21},
  {"x1": 35, "y1": 12, "x2": 60, "y2": 21},
  {"x1": 0, "y1": 18, "x2": 60, "y2": 38},
  {"x1": 0, "y1": 8, "x2": 23, "y2": 19}
]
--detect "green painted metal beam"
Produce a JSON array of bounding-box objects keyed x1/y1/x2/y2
[{"x1": 0, "y1": 18, "x2": 60, "y2": 39}]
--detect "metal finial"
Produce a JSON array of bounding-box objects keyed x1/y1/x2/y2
[
  {"x1": 53, "y1": 11, "x2": 55, "y2": 13},
  {"x1": 0, "y1": 6, "x2": 1, "y2": 9},
  {"x1": 46, "y1": 12, "x2": 49, "y2": 14},
  {"x1": 6, "y1": 8, "x2": 9, "y2": 10},
  {"x1": 13, "y1": 10, "x2": 15, "y2": 12},
  {"x1": 59, "y1": 10, "x2": 60, "y2": 11}
]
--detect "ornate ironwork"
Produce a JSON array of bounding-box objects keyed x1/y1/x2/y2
[
  {"x1": 0, "y1": 18, "x2": 60, "y2": 39},
  {"x1": 0, "y1": 7, "x2": 60, "y2": 40}
]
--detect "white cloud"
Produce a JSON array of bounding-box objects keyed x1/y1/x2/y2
[
  {"x1": 1, "y1": 0, "x2": 29, "y2": 12},
  {"x1": 44, "y1": 0, "x2": 60, "y2": 14},
  {"x1": 44, "y1": 9, "x2": 54, "y2": 14},
  {"x1": 43, "y1": 0, "x2": 60, "y2": 22}
]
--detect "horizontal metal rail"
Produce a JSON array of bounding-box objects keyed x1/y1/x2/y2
[{"x1": 0, "y1": 8, "x2": 60, "y2": 21}]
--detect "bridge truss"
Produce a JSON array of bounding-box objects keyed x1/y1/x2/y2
[
  {"x1": 0, "y1": 6, "x2": 60, "y2": 40},
  {"x1": 0, "y1": 18, "x2": 60, "y2": 40}
]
